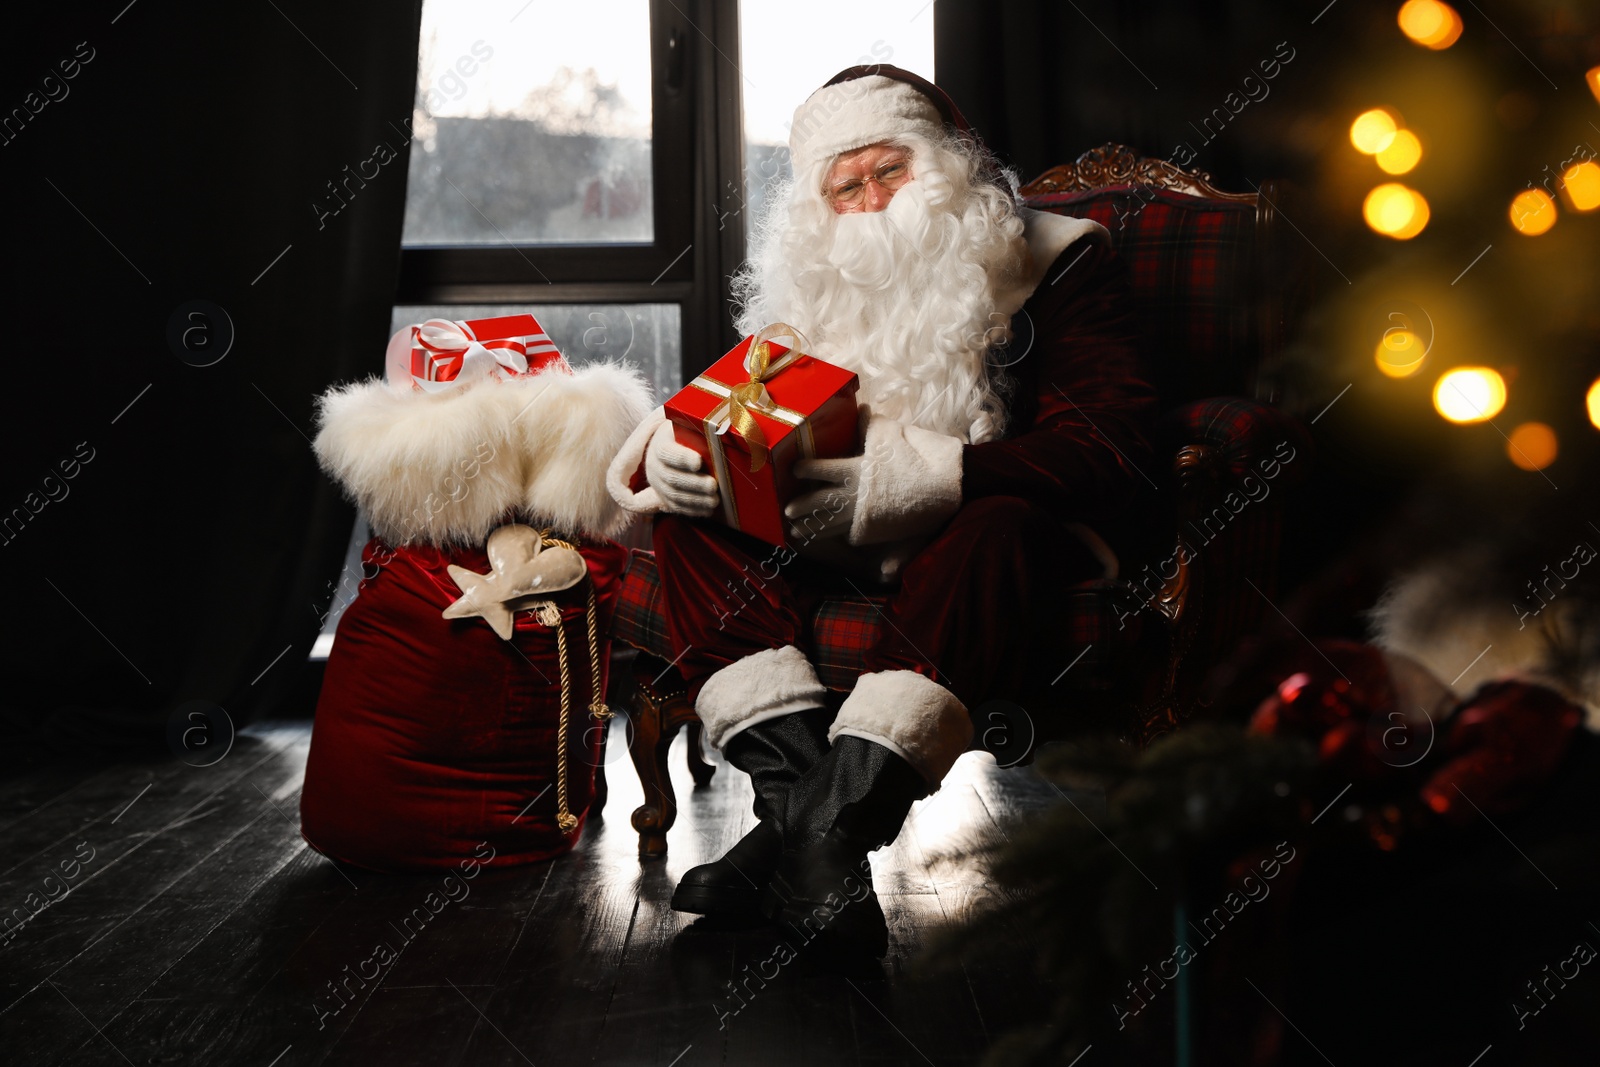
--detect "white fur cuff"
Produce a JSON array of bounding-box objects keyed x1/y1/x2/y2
[
  {"x1": 830, "y1": 670, "x2": 972, "y2": 785},
  {"x1": 605, "y1": 406, "x2": 668, "y2": 516},
  {"x1": 695, "y1": 645, "x2": 827, "y2": 750},
  {"x1": 849, "y1": 417, "x2": 964, "y2": 546}
]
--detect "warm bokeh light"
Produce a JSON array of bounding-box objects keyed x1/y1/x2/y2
[
  {"x1": 1507, "y1": 422, "x2": 1558, "y2": 471},
  {"x1": 1364, "y1": 183, "x2": 1430, "y2": 238},
  {"x1": 1393, "y1": 191, "x2": 1430, "y2": 238},
  {"x1": 1589, "y1": 67, "x2": 1600, "y2": 105},
  {"x1": 1509, "y1": 188, "x2": 1557, "y2": 235},
  {"x1": 1560, "y1": 161, "x2": 1600, "y2": 212},
  {"x1": 1398, "y1": 0, "x2": 1463, "y2": 49},
  {"x1": 1351, "y1": 109, "x2": 1399, "y2": 154},
  {"x1": 1375, "y1": 328, "x2": 1427, "y2": 378},
  {"x1": 1433, "y1": 367, "x2": 1507, "y2": 423},
  {"x1": 1376, "y1": 129, "x2": 1423, "y2": 174},
  {"x1": 1588, "y1": 377, "x2": 1600, "y2": 431}
]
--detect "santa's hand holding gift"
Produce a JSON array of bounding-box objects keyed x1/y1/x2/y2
[
  {"x1": 300, "y1": 313, "x2": 654, "y2": 872},
  {"x1": 606, "y1": 67, "x2": 1159, "y2": 953}
]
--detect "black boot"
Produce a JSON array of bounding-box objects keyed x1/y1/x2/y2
[
  {"x1": 671, "y1": 707, "x2": 832, "y2": 917},
  {"x1": 759, "y1": 735, "x2": 931, "y2": 957}
]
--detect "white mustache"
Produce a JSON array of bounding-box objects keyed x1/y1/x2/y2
[{"x1": 825, "y1": 182, "x2": 940, "y2": 289}]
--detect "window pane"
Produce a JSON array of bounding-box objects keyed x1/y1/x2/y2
[
  {"x1": 738, "y1": 3, "x2": 935, "y2": 256},
  {"x1": 388, "y1": 304, "x2": 682, "y2": 402},
  {"x1": 402, "y1": 0, "x2": 654, "y2": 246}
]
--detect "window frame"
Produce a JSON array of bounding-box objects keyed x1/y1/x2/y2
[{"x1": 393, "y1": 0, "x2": 749, "y2": 382}]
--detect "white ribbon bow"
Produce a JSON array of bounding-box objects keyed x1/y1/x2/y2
[{"x1": 411, "y1": 318, "x2": 529, "y2": 394}]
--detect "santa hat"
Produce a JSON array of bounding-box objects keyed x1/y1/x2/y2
[{"x1": 787, "y1": 65, "x2": 995, "y2": 182}]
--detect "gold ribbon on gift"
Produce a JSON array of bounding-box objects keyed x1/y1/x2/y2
[{"x1": 717, "y1": 322, "x2": 808, "y2": 473}]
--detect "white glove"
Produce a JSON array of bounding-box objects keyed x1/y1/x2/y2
[
  {"x1": 847, "y1": 415, "x2": 965, "y2": 545},
  {"x1": 785, "y1": 456, "x2": 860, "y2": 544},
  {"x1": 644, "y1": 421, "x2": 720, "y2": 517}
]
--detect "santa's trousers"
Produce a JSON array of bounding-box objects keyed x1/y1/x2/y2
[{"x1": 651, "y1": 495, "x2": 1103, "y2": 710}]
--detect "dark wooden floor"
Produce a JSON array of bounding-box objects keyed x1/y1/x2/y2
[{"x1": 0, "y1": 719, "x2": 1068, "y2": 1066}]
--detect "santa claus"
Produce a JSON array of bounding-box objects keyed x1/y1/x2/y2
[{"x1": 606, "y1": 66, "x2": 1157, "y2": 954}]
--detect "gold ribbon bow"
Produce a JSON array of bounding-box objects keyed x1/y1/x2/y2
[{"x1": 724, "y1": 322, "x2": 806, "y2": 473}]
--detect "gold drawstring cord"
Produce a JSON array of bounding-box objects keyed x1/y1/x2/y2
[
  {"x1": 584, "y1": 581, "x2": 611, "y2": 723},
  {"x1": 534, "y1": 532, "x2": 611, "y2": 835}
]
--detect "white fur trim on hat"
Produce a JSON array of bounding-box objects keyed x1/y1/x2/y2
[
  {"x1": 789, "y1": 75, "x2": 946, "y2": 180},
  {"x1": 849, "y1": 414, "x2": 965, "y2": 546},
  {"x1": 830, "y1": 669, "x2": 972, "y2": 785},
  {"x1": 695, "y1": 644, "x2": 828, "y2": 749},
  {"x1": 313, "y1": 361, "x2": 654, "y2": 547}
]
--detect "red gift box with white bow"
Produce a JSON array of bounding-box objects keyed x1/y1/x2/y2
[{"x1": 400, "y1": 314, "x2": 566, "y2": 393}]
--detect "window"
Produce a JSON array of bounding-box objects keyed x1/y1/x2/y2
[
  {"x1": 402, "y1": 2, "x2": 656, "y2": 247},
  {"x1": 393, "y1": 0, "x2": 747, "y2": 381},
  {"x1": 315, "y1": 1, "x2": 935, "y2": 654}
]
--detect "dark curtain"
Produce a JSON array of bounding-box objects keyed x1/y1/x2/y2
[
  {"x1": 934, "y1": 0, "x2": 1304, "y2": 189},
  {"x1": 2, "y1": 1, "x2": 422, "y2": 757}
]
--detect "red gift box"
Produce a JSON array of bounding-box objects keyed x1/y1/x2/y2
[
  {"x1": 408, "y1": 314, "x2": 566, "y2": 393},
  {"x1": 665, "y1": 324, "x2": 859, "y2": 547}
]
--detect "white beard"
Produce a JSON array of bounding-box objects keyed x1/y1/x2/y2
[{"x1": 733, "y1": 137, "x2": 1028, "y2": 444}]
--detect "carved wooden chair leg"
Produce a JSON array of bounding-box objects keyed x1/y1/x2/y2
[
  {"x1": 626, "y1": 653, "x2": 695, "y2": 859},
  {"x1": 685, "y1": 720, "x2": 716, "y2": 787}
]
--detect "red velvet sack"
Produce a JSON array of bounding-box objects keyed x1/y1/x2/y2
[{"x1": 301, "y1": 534, "x2": 629, "y2": 871}]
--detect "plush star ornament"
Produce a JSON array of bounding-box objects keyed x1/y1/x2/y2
[{"x1": 442, "y1": 524, "x2": 588, "y2": 640}]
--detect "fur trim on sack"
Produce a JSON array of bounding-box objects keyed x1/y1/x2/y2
[
  {"x1": 830, "y1": 669, "x2": 972, "y2": 784},
  {"x1": 314, "y1": 362, "x2": 655, "y2": 547},
  {"x1": 695, "y1": 644, "x2": 828, "y2": 749}
]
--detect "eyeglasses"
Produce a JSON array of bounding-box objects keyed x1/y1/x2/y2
[{"x1": 824, "y1": 159, "x2": 912, "y2": 206}]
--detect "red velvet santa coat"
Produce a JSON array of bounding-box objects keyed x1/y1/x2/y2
[{"x1": 641, "y1": 219, "x2": 1159, "y2": 710}]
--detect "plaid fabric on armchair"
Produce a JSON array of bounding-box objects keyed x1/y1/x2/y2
[{"x1": 607, "y1": 143, "x2": 1312, "y2": 857}]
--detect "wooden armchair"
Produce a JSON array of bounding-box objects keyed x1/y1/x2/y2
[{"x1": 606, "y1": 143, "x2": 1312, "y2": 858}]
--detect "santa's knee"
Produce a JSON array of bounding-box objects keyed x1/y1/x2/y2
[
  {"x1": 920, "y1": 496, "x2": 1052, "y2": 579},
  {"x1": 650, "y1": 511, "x2": 701, "y2": 551},
  {"x1": 960, "y1": 495, "x2": 1050, "y2": 540}
]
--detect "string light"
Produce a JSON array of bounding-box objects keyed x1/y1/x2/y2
[
  {"x1": 1507, "y1": 423, "x2": 1557, "y2": 471},
  {"x1": 1587, "y1": 378, "x2": 1600, "y2": 431},
  {"x1": 1433, "y1": 367, "x2": 1506, "y2": 423},
  {"x1": 1588, "y1": 66, "x2": 1600, "y2": 106},
  {"x1": 1560, "y1": 161, "x2": 1600, "y2": 212},
  {"x1": 1376, "y1": 129, "x2": 1423, "y2": 175},
  {"x1": 1351, "y1": 109, "x2": 1399, "y2": 154},
  {"x1": 1398, "y1": 1, "x2": 1463, "y2": 49},
  {"x1": 1364, "y1": 183, "x2": 1430, "y2": 238},
  {"x1": 1375, "y1": 328, "x2": 1427, "y2": 377},
  {"x1": 1509, "y1": 188, "x2": 1557, "y2": 235}
]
